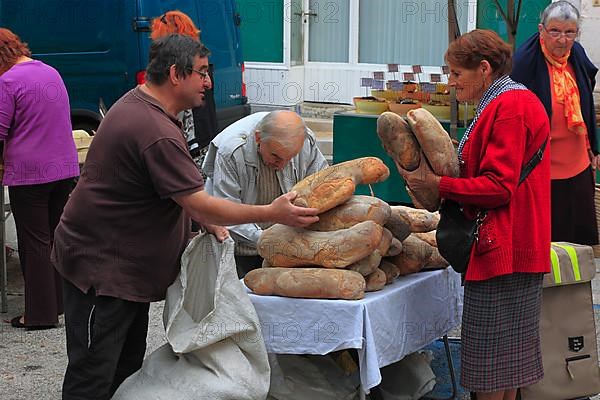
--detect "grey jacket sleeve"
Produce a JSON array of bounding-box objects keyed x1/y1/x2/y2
[{"x1": 211, "y1": 154, "x2": 263, "y2": 246}]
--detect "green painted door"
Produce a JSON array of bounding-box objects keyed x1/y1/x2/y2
[{"x1": 236, "y1": 0, "x2": 284, "y2": 62}]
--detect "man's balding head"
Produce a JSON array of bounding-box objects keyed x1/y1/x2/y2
[{"x1": 254, "y1": 111, "x2": 307, "y2": 170}]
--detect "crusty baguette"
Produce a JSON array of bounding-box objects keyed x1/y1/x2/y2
[
  {"x1": 384, "y1": 208, "x2": 412, "y2": 242},
  {"x1": 377, "y1": 112, "x2": 420, "y2": 171},
  {"x1": 386, "y1": 237, "x2": 403, "y2": 257},
  {"x1": 347, "y1": 252, "x2": 382, "y2": 276},
  {"x1": 414, "y1": 231, "x2": 437, "y2": 247},
  {"x1": 387, "y1": 234, "x2": 433, "y2": 275},
  {"x1": 406, "y1": 108, "x2": 459, "y2": 178},
  {"x1": 379, "y1": 260, "x2": 400, "y2": 284},
  {"x1": 365, "y1": 268, "x2": 387, "y2": 292},
  {"x1": 308, "y1": 195, "x2": 391, "y2": 231},
  {"x1": 347, "y1": 228, "x2": 392, "y2": 276},
  {"x1": 390, "y1": 206, "x2": 440, "y2": 233},
  {"x1": 244, "y1": 268, "x2": 365, "y2": 299},
  {"x1": 424, "y1": 247, "x2": 449, "y2": 269},
  {"x1": 258, "y1": 220, "x2": 383, "y2": 268},
  {"x1": 291, "y1": 157, "x2": 390, "y2": 213}
]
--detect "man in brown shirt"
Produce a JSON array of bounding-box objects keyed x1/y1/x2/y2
[{"x1": 51, "y1": 35, "x2": 318, "y2": 400}]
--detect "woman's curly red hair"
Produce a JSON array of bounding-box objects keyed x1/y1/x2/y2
[
  {"x1": 150, "y1": 11, "x2": 200, "y2": 41},
  {"x1": 0, "y1": 28, "x2": 31, "y2": 73}
]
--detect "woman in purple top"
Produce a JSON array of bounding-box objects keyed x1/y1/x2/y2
[{"x1": 0, "y1": 28, "x2": 79, "y2": 329}]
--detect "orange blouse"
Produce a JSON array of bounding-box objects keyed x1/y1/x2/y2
[{"x1": 547, "y1": 61, "x2": 589, "y2": 180}]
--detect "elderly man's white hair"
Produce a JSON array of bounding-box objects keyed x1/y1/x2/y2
[
  {"x1": 542, "y1": 1, "x2": 580, "y2": 27},
  {"x1": 255, "y1": 110, "x2": 307, "y2": 151}
]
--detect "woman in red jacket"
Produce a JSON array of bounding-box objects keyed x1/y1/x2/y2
[{"x1": 400, "y1": 30, "x2": 551, "y2": 400}]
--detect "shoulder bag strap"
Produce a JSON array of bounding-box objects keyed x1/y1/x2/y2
[{"x1": 518, "y1": 137, "x2": 548, "y2": 185}]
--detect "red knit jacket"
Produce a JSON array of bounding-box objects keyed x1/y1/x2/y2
[{"x1": 439, "y1": 90, "x2": 551, "y2": 281}]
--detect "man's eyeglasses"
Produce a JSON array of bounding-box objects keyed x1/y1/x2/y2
[
  {"x1": 189, "y1": 68, "x2": 210, "y2": 80},
  {"x1": 543, "y1": 25, "x2": 578, "y2": 40}
]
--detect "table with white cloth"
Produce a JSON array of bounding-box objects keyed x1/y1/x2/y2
[{"x1": 246, "y1": 268, "x2": 463, "y2": 393}]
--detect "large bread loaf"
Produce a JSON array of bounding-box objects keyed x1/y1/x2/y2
[
  {"x1": 384, "y1": 209, "x2": 411, "y2": 242},
  {"x1": 414, "y1": 231, "x2": 437, "y2": 247},
  {"x1": 386, "y1": 237, "x2": 403, "y2": 257},
  {"x1": 291, "y1": 157, "x2": 390, "y2": 213},
  {"x1": 379, "y1": 260, "x2": 400, "y2": 284},
  {"x1": 424, "y1": 247, "x2": 449, "y2": 269},
  {"x1": 347, "y1": 228, "x2": 392, "y2": 276},
  {"x1": 406, "y1": 108, "x2": 459, "y2": 178},
  {"x1": 244, "y1": 268, "x2": 365, "y2": 299},
  {"x1": 308, "y1": 195, "x2": 391, "y2": 231},
  {"x1": 365, "y1": 268, "x2": 386, "y2": 292},
  {"x1": 387, "y1": 234, "x2": 433, "y2": 275},
  {"x1": 347, "y1": 252, "x2": 381, "y2": 276},
  {"x1": 390, "y1": 206, "x2": 440, "y2": 233},
  {"x1": 258, "y1": 220, "x2": 383, "y2": 268},
  {"x1": 376, "y1": 112, "x2": 420, "y2": 171}
]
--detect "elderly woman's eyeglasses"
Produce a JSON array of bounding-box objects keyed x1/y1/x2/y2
[{"x1": 543, "y1": 26, "x2": 578, "y2": 40}]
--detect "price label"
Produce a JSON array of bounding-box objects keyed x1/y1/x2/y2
[
  {"x1": 403, "y1": 72, "x2": 416, "y2": 82},
  {"x1": 373, "y1": 71, "x2": 385, "y2": 80},
  {"x1": 430, "y1": 73, "x2": 442, "y2": 83},
  {"x1": 387, "y1": 64, "x2": 399, "y2": 72},
  {"x1": 442, "y1": 65, "x2": 450, "y2": 74},
  {"x1": 372, "y1": 79, "x2": 385, "y2": 90},
  {"x1": 361, "y1": 77, "x2": 373, "y2": 87},
  {"x1": 387, "y1": 80, "x2": 403, "y2": 91},
  {"x1": 421, "y1": 83, "x2": 437, "y2": 93},
  {"x1": 412, "y1": 65, "x2": 423, "y2": 74}
]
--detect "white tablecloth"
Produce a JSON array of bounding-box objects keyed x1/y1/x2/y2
[{"x1": 246, "y1": 268, "x2": 463, "y2": 391}]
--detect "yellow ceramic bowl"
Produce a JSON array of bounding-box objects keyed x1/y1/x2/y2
[
  {"x1": 371, "y1": 90, "x2": 400, "y2": 101},
  {"x1": 353, "y1": 97, "x2": 389, "y2": 115},
  {"x1": 422, "y1": 103, "x2": 476, "y2": 121}
]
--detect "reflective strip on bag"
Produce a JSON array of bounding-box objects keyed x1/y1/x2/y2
[
  {"x1": 550, "y1": 247, "x2": 561, "y2": 284},
  {"x1": 552, "y1": 243, "x2": 582, "y2": 282}
]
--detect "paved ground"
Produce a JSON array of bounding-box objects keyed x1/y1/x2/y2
[{"x1": 2, "y1": 254, "x2": 600, "y2": 400}]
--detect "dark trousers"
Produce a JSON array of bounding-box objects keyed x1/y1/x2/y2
[
  {"x1": 62, "y1": 278, "x2": 150, "y2": 400},
  {"x1": 551, "y1": 166, "x2": 598, "y2": 245},
  {"x1": 9, "y1": 178, "x2": 74, "y2": 326},
  {"x1": 234, "y1": 254, "x2": 263, "y2": 278}
]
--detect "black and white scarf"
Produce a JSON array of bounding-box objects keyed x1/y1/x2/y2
[{"x1": 457, "y1": 75, "x2": 528, "y2": 161}]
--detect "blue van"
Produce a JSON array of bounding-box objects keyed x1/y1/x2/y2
[{"x1": 0, "y1": 0, "x2": 249, "y2": 132}]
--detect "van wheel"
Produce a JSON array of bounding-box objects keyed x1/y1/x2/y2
[{"x1": 72, "y1": 120, "x2": 99, "y2": 136}]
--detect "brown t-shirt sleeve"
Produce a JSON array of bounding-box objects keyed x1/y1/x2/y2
[{"x1": 142, "y1": 137, "x2": 204, "y2": 199}]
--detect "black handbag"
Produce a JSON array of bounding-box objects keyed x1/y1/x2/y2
[{"x1": 436, "y1": 138, "x2": 548, "y2": 274}]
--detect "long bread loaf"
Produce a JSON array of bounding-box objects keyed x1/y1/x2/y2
[
  {"x1": 376, "y1": 112, "x2": 420, "y2": 171},
  {"x1": 406, "y1": 108, "x2": 459, "y2": 178},
  {"x1": 308, "y1": 195, "x2": 391, "y2": 231},
  {"x1": 347, "y1": 228, "x2": 392, "y2": 276},
  {"x1": 387, "y1": 234, "x2": 433, "y2": 275},
  {"x1": 258, "y1": 220, "x2": 383, "y2": 268},
  {"x1": 365, "y1": 268, "x2": 386, "y2": 292},
  {"x1": 390, "y1": 206, "x2": 439, "y2": 233},
  {"x1": 291, "y1": 157, "x2": 390, "y2": 213},
  {"x1": 244, "y1": 268, "x2": 365, "y2": 299}
]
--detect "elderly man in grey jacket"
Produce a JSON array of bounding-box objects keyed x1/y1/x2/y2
[{"x1": 203, "y1": 110, "x2": 328, "y2": 277}]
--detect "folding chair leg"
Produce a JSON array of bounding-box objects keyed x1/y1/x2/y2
[{"x1": 422, "y1": 335, "x2": 458, "y2": 400}]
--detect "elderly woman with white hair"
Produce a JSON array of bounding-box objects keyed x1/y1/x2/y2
[{"x1": 511, "y1": 0, "x2": 599, "y2": 246}]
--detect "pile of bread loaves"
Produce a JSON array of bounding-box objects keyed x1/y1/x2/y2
[{"x1": 244, "y1": 127, "x2": 455, "y2": 300}]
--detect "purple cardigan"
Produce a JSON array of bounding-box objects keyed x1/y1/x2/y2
[{"x1": 0, "y1": 60, "x2": 79, "y2": 186}]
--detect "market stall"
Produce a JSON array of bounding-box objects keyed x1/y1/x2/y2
[{"x1": 246, "y1": 268, "x2": 462, "y2": 395}]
